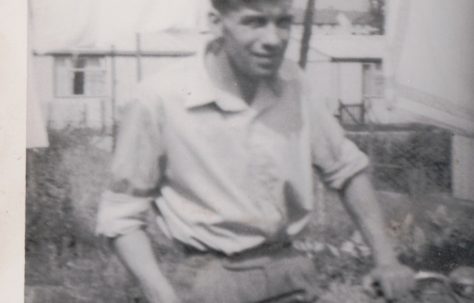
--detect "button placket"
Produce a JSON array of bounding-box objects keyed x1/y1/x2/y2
[{"x1": 246, "y1": 119, "x2": 287, "y2": 236}]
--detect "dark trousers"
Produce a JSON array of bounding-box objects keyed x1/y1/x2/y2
[{"x1": 179, "y1": 244, "x2": 320, "y2": 303}]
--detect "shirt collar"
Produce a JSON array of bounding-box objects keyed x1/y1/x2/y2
[{"x1": 184, "y1": 41, "x2": 290, "y2": 113}]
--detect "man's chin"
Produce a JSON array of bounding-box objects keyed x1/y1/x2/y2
[{"x1": 251, "y1": 65, "x2": 280, "y2": 79}]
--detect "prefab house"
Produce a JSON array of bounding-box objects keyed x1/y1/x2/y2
[
  {"x1": 34, "y1": 30, "x2": 386, "y2": 130},
  {"x1": 287, "y1": 33, "x2": 385, "y2": 125},
  {"x1": 32, "y1": 31, "x2": 203, "y2": 131}
]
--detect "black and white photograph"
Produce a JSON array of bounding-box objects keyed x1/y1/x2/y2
[{"x1": 23, "y1": 0, "x2": 474, "y2": 302}]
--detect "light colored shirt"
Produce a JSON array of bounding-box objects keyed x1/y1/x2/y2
[{"x1": 96, "y1": 50, "x2": 369, "y2": 255}]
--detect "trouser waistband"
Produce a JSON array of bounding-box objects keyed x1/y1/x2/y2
[{"x1": 181, "y1": 241, "x2": 292, "y2": 259}]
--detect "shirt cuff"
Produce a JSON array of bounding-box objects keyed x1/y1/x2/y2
[
  {"x1": 96, "y1": 190, "x2": 151, "y2": 238},
  {"x1": 321, "y1": 140, "x2": 370, "y2": 190}
]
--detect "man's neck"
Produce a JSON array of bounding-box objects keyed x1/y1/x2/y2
[{"x1": 205, "y1": 47, "x2": 260, "y2": 105}]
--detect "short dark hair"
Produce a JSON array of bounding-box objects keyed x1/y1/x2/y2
[
  {"x1": 210, "y1": 0, "x2": 251, "y2": 13},
  {"x1": 211, "y1": 0, "x2": 292, "y2": 14}
]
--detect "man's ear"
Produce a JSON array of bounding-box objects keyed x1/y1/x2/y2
[{"x1": 207, "y1": 9, "x2": 224, "y2": 38}]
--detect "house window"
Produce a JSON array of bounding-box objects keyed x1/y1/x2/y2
[{"x1": 55, "y1": 56, "x2": 107, "y2": 97}]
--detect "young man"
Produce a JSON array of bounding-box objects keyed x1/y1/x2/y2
[{"x1": 97, "y1": 0, "x2": 415, "y2": 302}]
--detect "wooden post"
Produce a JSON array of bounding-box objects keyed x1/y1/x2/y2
[
  {"x1": 136, "y1": 33, "x2": 142, "y2": 82},
  {"x1": 336, "y1": 63, "x2": 342, "y2": 113},
  {"x1": 81, "y1": 103, "x2": 87, "y2": 128},
  {"x1": 47, "y1": 102, "x2": 53, "y2": 130},
  {"x1": 100, "y1": 98, "x2": 106, "y2": 134},
  {"x1": 368, "y1": 116, "x2": 375, "y2": 177},
  {"x1": 361, "y1": 99, "x2": 366, "y2": 124},
  {"x1": 316, "y1": 181, "x2": 326, "y2": 228},
  {"x1": 361, "y1": 64, "x2": 367, "y2": 125},
  {"x1": 111, "y1": 45, "x2": 117, "y2": 151},
  {"x1": 299, "y1": 0, "x2": 316, "y2": 69}
]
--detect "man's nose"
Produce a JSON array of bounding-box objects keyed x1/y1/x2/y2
[{"x1": 261, "y1": 23, "x2": 283, "y2": 50}]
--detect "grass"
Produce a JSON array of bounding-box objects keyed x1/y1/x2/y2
[{"x1": 26, "y1": 130, "x2": 474, "y2": 303}]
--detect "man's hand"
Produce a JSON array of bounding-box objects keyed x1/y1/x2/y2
[
  {"x1": 340, "y1": 173, "x2": 415, "y2": 300},
  {"x1": 370, "y1": 262, "x2": 416, "y2": 300}
]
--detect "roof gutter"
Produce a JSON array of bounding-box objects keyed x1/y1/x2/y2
[
  {"x1": 330, "y1": 57, "x2": 382, "y2": 63},
  {"x1": 33, "y1": 49, "x2": 196, "y2": 57}
]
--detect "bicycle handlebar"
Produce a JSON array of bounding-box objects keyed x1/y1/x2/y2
[{"x1": 364, "y1": 267, "x2": 474, "y2": 302}]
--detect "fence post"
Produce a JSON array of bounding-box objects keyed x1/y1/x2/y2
[
  {"x1": 136, "y1": 33, "x2": 142, "y2": 82},
  {"x1": 81, "y1": 103, "x2": 87, "y2": 128},
  {"x1": 368, "y1": 118, "x2": 375, "y2": 180},
  {"x1": 111, "y1": 45, "x2": 117, "y2": 151},
  {"x1": 100, "y1": 98, "x2": 106, "y2": 134},
  {"x1": 316, "y1": 181, "x2": 326, "y2": 228},
  {"x1": 47, "y1": 102, "x2": 53, "y2": 130}
]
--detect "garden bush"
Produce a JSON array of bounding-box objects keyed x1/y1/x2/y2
[{"x1": 348, "y1": 126, "x2": 452, "y2": 194}]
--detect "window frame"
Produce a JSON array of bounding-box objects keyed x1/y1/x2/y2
[{"x1": 54, "y1": 55, "x2": 108, "y2": 98}]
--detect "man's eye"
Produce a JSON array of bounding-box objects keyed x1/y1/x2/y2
[
  {"x1": 243, "y1": 17, "x2": 267, "y2": 28},
  {"x1": 277, "y1": 17, "x2": 293, "y2": 29}
]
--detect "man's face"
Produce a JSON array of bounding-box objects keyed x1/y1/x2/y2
[{"x1": 217, "y1": 0, "x2": 294, "y2": 79}]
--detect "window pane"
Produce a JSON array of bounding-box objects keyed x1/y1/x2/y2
[
  {"x1": 73, "y1": 71, "x2": 85, "y2": 95},
  {"x1": 55, "y1": 56, "x2": 106, "y2": 97},
  {"x1": 85, "y1": 70, "x2": 106, "y2": 96}
]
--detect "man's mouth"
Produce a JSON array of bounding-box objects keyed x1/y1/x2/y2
[
  {"x1": 252, "y1": 53, "x2": 281, "y2": 65},
  {"x1": 253, "y1": 53, "x2": 278, "y2": 59}
]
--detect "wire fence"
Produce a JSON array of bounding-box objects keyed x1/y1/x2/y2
[{"x1": 348, "y1": 126, "x2": 452, "y2": 196}]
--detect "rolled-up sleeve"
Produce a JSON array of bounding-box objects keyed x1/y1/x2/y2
[
  {"x1": 96, "y1": 84, "x2": 165, "y2": 238},
  {"x1": 309, "y1": 101, "x2": 369, "y2": 190}
]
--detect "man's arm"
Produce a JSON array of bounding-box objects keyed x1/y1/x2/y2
[
  {"x1": 340, "y1": 171, "x2": 415, "y2": 299},
  {"x1": 305, "y1": 84, "x2": 414, "y2": 298},
  {"x1": 113, "y1": 230, "x2": 179, "y2": 303},
  {"x1": 96, "y1": 88, "x2": 180, "y2": 302},
  {"x1": 340, "y1": 171, "x2": 397, "y2": 265}
]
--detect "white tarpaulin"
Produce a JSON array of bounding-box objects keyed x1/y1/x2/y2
[
  {"x1": 387, "y1": 0, "x2": 474, "y2": 134},
  {"x1": 27, "y1": 64, "x2": 49, "y2": 148},
  {"x1": 30, "y1": 0, "x2": 210, "y2": 52},
  {"x1": 27, "y1": 3, "x2": 49, "y2": 148}
]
